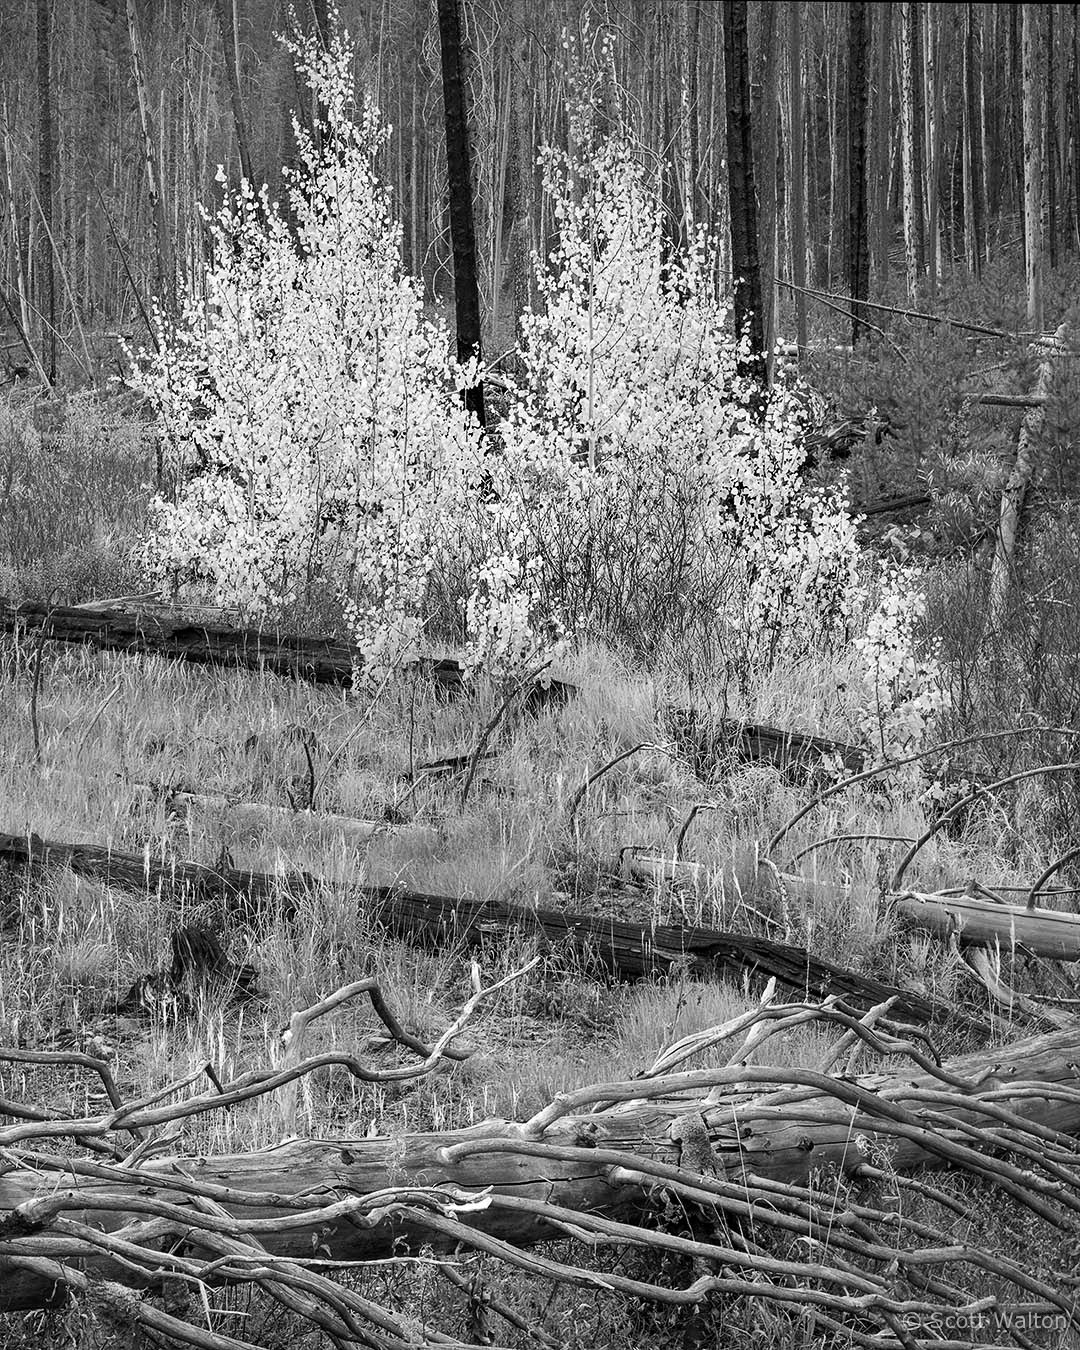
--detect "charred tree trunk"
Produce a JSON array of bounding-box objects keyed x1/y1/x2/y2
[
  {"x1": 722, "y1": 0, "x2": 766, "y2": 393},
  {"x1": 846, "y1": 0, "x2": 870, "y2": 344},
  {"x1": 437, "y1": 0, "x2": 486, "y2": 427}
]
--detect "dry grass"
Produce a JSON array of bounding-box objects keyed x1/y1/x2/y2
[{"x1": 2, "y1": 393, "x2": 1073, "y2": 1348}]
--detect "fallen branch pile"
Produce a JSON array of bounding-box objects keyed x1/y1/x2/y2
[
  {"x1": 0, "y1": 830, "x2": 951, "y2": 1025},
  {"x1": 2, "y1": 979, "x2": 1079, "y2": 1348}
]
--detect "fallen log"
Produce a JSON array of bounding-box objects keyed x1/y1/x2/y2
[
  {"x1": 2, "y1": 990, "x2": 1078, "y2": 1342},
  {"x1": 666, "y1": 707, "x2": 866, "y2": 783},
  {"x1": 0, "y1": 599, "x2": 575, "y2": 708},
  {"x1": 894, "y1": 887, "x2": 1080, "y2": 960},
  {"x1": 130, "y1": 783, "x2": 440, "y2": 852},
  {"x1": 0, "y1": 830, "x2": 956, "y2": 1026}
]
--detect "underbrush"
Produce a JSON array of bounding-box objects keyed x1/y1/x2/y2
[{"x1": 0, "y1": 390, "x2": 155, "y2": 604}]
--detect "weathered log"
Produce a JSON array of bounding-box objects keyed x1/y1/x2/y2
[
  {"x1": 3, "y1": 1016, "x2": 1079, "y2": 1313},
  {"x1": 853, "y1": 491, "x2": 932, "y2": 517},
  {"x1": 666, "y1": 706, "x2": 866, "y2": 784},
  {"x1": 130, "y1": 783, "x2": 440, "y2": 852},
  {"x1": 0, "y1": 830, "x2": 956, "y2": 1026},
  {"x1": 0, "y1": 600, "x2": 575, "y2": 708},
  {"x1": 894, "y1": 887, "x2": 1080, "y2": 960}
]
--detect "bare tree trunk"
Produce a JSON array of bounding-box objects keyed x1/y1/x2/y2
[
  {"x1": 923, "y1": 2, "x2": 942, "y2": 295},
  {"x1": 125, "y1": 0, "x2": 175, "y2": 318},
  {"x1": 35, "y1": 0, "x2": 56, "y2": 384},
  {"x1": 437, "y1": 0, "x2": 485, "y2": 427},
  {"x1": 899, "y1": 0, "x2": 926, "y2": 299},
  {"x1": 788, "y1": 0, "x2": 807, "y2": 359},
  {"x1": 751, "y1": 0, "x2": 778, "y2": 378},
  {"x1": 962, "y1": 1, "x2": 985, "y2": 277},
  {"x1": 722, "y1": 0, "x2": 766, "y2": 392},
  {"x1": 1023, "y1": 4, "x2": 1044, "y2": 331},
  {"x1": 847, "y1": 0, "x2": 869, "y2": 345},
  {"x1": 870, "y1": 1, "x2": 892, "y2": 288},
  {"x1": 1047, "y1": 2, "x2": 1058, "y2": 270},
  {"x1": 214, "y1": 0, "x2": 252, "y2": 185},
  {"x1": 988, "y1": 322, "x2": 1068, "y2": 627}
]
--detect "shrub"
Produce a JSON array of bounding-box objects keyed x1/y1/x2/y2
[{"x1": 130, "y1": 22, "x2": 485, "y2": 673}]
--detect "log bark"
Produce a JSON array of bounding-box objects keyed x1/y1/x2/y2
[
  {"x1": 129, "y1": 785, "x2": 440, "y2": 852},
  {"x1": 3, "y1": 1019, "x2": 1079, "y2": 1312},
  {"x1": 0, "y1": 599, "x2": 463, "y2": 691},
  {"x1": 0, "y1": 830, "x2": 954, "y2": 1026},
  {"x1": 895, "y1": 887, "x2": 1080, "y2": 960}
]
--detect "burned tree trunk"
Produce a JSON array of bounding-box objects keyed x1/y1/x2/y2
[
  {"x1": 437, "y1": 0, "x2": 486, "y2": 426},
  {"x1": 846, "y1": 0, "x2": 870, "y2": 344},
  {"x1": 722, "y1": 0, "x2": 766, "y2": 392}
]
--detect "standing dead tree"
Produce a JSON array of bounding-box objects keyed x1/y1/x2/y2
[
  {"x1": 438, "y1": 0, "x2": 486, "y2": 427},
  {"x1": 2, "y1": 988, "x2": 1080, "y2": 1346},
  {"x1": 722, "y1": 0, "x2": 766, "y2": 392}
]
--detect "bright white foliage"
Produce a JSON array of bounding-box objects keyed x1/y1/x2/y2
[
  {"x1": 131, "y1": 18, "x2": 944, "y2": 739},
  {"x1": 131, "y1": 24, "x2": 484, "y2": 673},
  {"x1": 489, "y1": 122, "x2": 862, "y2": 663},
  {"x1": 852, "y1": 566, "x2": 951, "y2": 756}
]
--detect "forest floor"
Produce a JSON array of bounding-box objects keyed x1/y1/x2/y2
[{"x1": 2, "y1": 377, "x2": 1079, "y2": 1347}]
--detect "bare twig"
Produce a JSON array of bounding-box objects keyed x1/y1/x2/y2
[
  {"x1": 460, "y1": 660, "x2": 551, "y2": 811},
  {"x1": 766, "y1": 725, "x2": 1080, "y2": 858}
]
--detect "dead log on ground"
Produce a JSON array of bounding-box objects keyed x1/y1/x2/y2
[
  {"x1": 1, "y1": 986, "x2": 1078, "y2": 1346},
  {"x1": 894, "y1": 887, "x2": 1080, "y2": 960},
  {"x1": 666, "y1": 707, "x2": 866, "y2": 784},
  {"x1": 0, "y1": 600, "x2": 576, "y2": 708},
  {"x1": 0, "y1": 830, "x2": 956, "y2": 1027},
  {"x1": 131, "y1": 783, "x2": 440, "y2": 851}
]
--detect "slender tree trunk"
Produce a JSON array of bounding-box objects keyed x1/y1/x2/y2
[
  {"x1": 1047, "y1": 3, "x2": 1058, "y2": 270},
  {"x1": 1022, "y1": 3, "x2": 1044, "y2": 331},
  {"x1": 35, "y1": 0, "x2": 56, "y2": 384},
  {"x1": 125, "y1": 0, "x2": 175, "y2": 318},
  {"x1": 870, "y1": 1, "x2": 892, "y2": 287},
  {"x1": 437, "y1": 0, "x2": 485, "y2": 427},
  {"x1": 751, "y1": 1, "x2": 778, "y2": 378},
  {"x1": 962, "y1": 2, "x2": 985, "y2": 277},
  {"x1": 788, "y1": 0, "x2": 807, "y2": 359},
  {"x1": 214, "y1": 0, "x2": 252, "y2": 185},
  {"x1": 847, "y1": 0, "x2": 869, "y2": 345},
  {"x1": 899, "y1": 0, "x2": 926, "y2": 299},
  {"x1": 923, "y1": 2, "x2": 943, "y2": 295},
  {"x1": 722, "y1": 0, "x2": 766, "y2": 392}
]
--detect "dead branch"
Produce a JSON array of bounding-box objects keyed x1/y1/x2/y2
[{"x1": 3, "y1": 995, "x2": 1080, "y2": 1347}]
